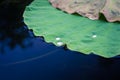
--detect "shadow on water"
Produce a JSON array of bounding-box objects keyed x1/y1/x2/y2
[
  {"x1": 0, "y1": 22, "x2": 35, "y2": 53},
  {"x1": 0, "y1": 0, "x2": 34, "y2": 53}
]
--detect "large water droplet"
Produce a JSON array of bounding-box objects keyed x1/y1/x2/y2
[{"x1": 57, "y1": 42, "x2": 64, "y2": 46}]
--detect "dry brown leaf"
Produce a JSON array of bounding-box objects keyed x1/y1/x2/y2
[{"x1": 49, "y1": 0, "x2": 120, "y2": 22}]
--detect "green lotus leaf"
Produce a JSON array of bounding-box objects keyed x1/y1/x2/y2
[{"x1": 24, "y1": 0, "x2": 120, "y2": 58}]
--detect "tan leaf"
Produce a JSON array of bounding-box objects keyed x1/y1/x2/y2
[{"x1": 49, "y1": 0, "x2": 120, "y2": 22}]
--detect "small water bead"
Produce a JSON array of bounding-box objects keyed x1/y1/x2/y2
[
  {"x1": 56, "y1": 37, "x2": 61, "y2": 41},
  {"x1": 92, "y1": 34, "x2": 97, "y2": 38}
]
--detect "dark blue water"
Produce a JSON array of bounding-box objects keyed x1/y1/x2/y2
[{"x1": 0, "y1": 2, "x2": 120, "y2": 80}]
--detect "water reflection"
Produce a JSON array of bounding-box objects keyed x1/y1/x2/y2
[
  {"x1": 0, "y1": 0, "x2": 34, "y2": 53},
  {"x1": 98, "y1": 56, "x2": 115, "y2": 67},
  {"x1": 0, "y1": 22, "x2": 35, "y2": 53}
]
